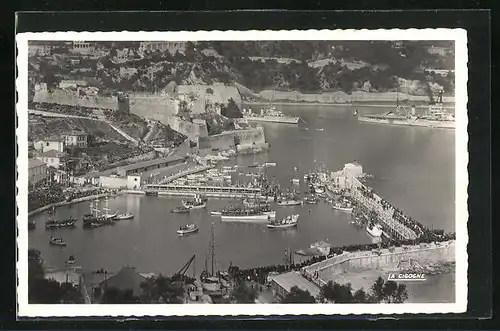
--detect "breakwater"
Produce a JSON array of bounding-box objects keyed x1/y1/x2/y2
[{"x1": 302, "y1": 241, "x2": 455, "y2": 287}]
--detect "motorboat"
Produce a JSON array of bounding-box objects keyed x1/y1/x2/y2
[
  {"x1": 267, "y1": 214, "x2": 299, "y2": 229},
  {"x1": 171, "y1": 206, "x2": 191, "y2": 213},
  {"x1": 366, "y1": 223, "x2": 383, "y2": 237},
  {"x1": 182, "y1": 195, "x2": 207, "y2": 210},
  {"x1": 66, "y1": 255, "x2": 76, "y2": 265},
  {"x1": 49, "y1": 236, "x2": 67, "y2": 247},
  {"x1": 115, "y1": 213, "x2": 134, "y2": 220},
  {"x1": 177, "y1": 224, "x2": 199, "y2": 235}
]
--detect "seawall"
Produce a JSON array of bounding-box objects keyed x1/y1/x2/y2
[
  {"x1": 33, "y1": 89, "x2": 119, "y2": 110},
  {"x1": 198, "y1": 127, "x2": 266, "y2": 151},
  {"x1": 303, "y1": 241, "x2": 455, "y2": 286}
]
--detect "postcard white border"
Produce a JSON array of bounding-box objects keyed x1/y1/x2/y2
[{"x1": 16, "y1": 29, "x2": 468, "y2": 317}]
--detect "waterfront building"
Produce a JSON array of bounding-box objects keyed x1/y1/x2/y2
[
  {"x1": 99, "y1": 174, "x2": 142, "y2": 190},
  {"x1": 33, "y1": 137, "x2": 65, "y2": 153},
  {"x1": 28, "y1": 158, "x2": 48, "y2": 185},
  {"x1": 36, "y1": 149, "x2": 67, "y2": 170},
  {"x1": 270, "y1": 271, "x2": 321, "y2": 301},
  {"x1": 71, "y1": 41, "x2": 95, "y2": 56},
  {"x1": 138, "y1": 41, "x2": 186, "y2": 56},
  {"x1": 116, "y1": 155, "x2": 188, "y2": 177},
  {"x1": 61, "y1": 131, "x2": 89, "y2": 148}
]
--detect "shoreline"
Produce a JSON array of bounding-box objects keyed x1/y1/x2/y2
[
  {"x1": 28, "y1": 191, "x2": 123, "y2": 218},
  {"x1": 243, "y1": 101, "x2": 455, "y2": 109}
]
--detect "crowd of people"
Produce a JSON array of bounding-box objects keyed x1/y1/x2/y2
[
  {"x1": 231, "y1": 232, "x2": 456, "y2": 285},
  {"x1": 28, "y1": 182, "x2": 65, "y2": 212}
]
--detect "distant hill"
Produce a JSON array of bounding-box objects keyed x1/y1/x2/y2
[{"x1": 29, "y1": 41, "x2": 455, "y2": 98}]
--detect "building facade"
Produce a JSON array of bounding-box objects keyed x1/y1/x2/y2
[
  {"x1": 72, "y1": 41, "x2": 95, "y2": 56},
  {"x1": 33, "y1": 138, "x2": 65, "y2": 153},
  {"x1": 28, "y1": 158, "x2": 48, "y2": 185},
  {"x1": 62, "y1": 131, "x2": 88, "y2": 148},
  {"x1": 28, "y1": 44, "x2": 53, "y2": 57},
  {"x1": 138, "y1": 41, "x2": 186, "y2": 55},
  {"x1": 36, "y1": 149, "x2": 67, "y2": 169}
]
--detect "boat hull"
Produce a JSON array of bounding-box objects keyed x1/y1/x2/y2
[
  {"x1": 267, "y1": 223, "x2": 297, "y2": 229},
  {"x1": 115, "y1": 214, "x2": 134, "y2": 220},
  {"x1": 221, "y1": 212, "x2": 275, "y2": 222},
  {"x1": 277, "y1": 200, "x2": 303, "y2": 206},
  {"x1": 332, "y1": 205, "x2": 353, "y2": 213},
  {"x1": 358, "y1": 116, "x2": 455, "y2": 129},
  {"x1": 244, "y1": 116, "x2": 299, "y2": 124},
  {"x1": 177, "y1": 228, "x2": 199, "y2": 235},
  {"x1": 366, "y1": 226, "x2": 383, "y2": 237}
]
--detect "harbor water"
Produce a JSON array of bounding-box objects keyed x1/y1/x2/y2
[{"x1": 28, "y1": 104, "x2": 455, "y2": 278}]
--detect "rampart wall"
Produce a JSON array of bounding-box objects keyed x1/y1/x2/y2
[
  {"x1": 303, "y1": 241, "x2": 455, "y2": 285},
  {"x1": 127, "y1": 94, "x2": 178, "y2": 119},
  {"x1": 33, "y1": 89, "x2": 119, "y2": 110},
  {"x1": 198, "y1": 127, "x2": 266, "y2": 150}
]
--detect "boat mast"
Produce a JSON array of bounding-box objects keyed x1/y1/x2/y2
[{"x1": 210, "y1": 221, "x2": 215, "y2": 276}]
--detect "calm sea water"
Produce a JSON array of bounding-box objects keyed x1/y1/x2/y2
[{"x1": 28, "y1": 104, "x2": 455, "y2": 277}]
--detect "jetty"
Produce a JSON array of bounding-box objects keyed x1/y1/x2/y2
[{"x1": 143, "y1": 183, "x2": 262, "y2": 199}]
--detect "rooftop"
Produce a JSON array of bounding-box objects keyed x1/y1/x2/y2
[
  {"x1": 117, "y1": 155, "x2": 187, "y2": 173},
  {"x1": 62, "y1": 130, "x2": 88, "y2": 136},
  {"x1": 272, "y1": 271, "x2": 321, "y2": 298},
  {"x1": 28, "y1": 158, "x2": 46, "y2": 169}
]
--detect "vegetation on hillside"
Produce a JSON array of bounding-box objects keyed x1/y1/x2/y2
[{"x1": 29, "y1": 40, "x2": 455, "y2": 97}]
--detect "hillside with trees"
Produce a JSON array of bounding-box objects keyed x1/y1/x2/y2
[{"x1": 29, "y1": 40, "x2": 455, "y2": 98}]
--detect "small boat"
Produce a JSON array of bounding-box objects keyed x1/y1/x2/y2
[
  {"x1": 182, "y1": 195, "x2": 207, "y2": 210},
  {"x1": 66, "y1": 255, "x2": 76, "y2": 265},
  {"x1": 332, "y1": 204, "x2": 353, "y2": 213},
  {"x1": 248, "y1": 162, "x2": 260, "y2": 168},
  {"x1": 316, "y1": 128, "x2": 325, "y2": 132},
  {"x1": 267, "y1": 214, "x2": 299, "y2": 229},
  {"x1": 291, "y1": 178, "x2": 300, "y2": 184},
  {"x1": 277, "y1": 199, "x2": 303, "y2": 206},
  {"x1": 210, "y1": 211, "x2": 222, "y2": 216},
  {"x1": 304, "y1": 196, "x2": 318, "y2": 204},
  {"x1": 177, "y1": 224, "x2": 199, "y2": 235},
  {"x1": 265, "y1": 162, "x2": 277, "y2": 167},
  {"x1": 49, "y1": 236, "x2": 67, "y2": 247},
  {"x1": 366, "y1": 223, "x2": 383, "y2": 237},
  {"x1": 115, "y1": 213, "x2": 134, "y2": 220},
  {"x1": 171, "y1": 206, "x2": 191, "y2": 213},
  {"x1": 45, "y1": 218, "x2": 78, "y2": 229}
]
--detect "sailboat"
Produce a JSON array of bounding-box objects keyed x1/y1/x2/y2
[
  {"x1": 101, "y1": 196, "x2": 117, "y2": 220},
  {"x1": 201, "y1": 222, "x2": 222, "y2": 292}
]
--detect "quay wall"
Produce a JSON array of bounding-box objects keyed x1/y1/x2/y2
[
  {"x1": 198, "y1": 127, "x2": 266, "y2": 150},
  {"x1": 157, "y1": 191, "x2": 257, "y2": 199},
  {"x1": 28, "y1": 192, "x2": 122, "y2": 217},
  {"x1": 127, "y1": 94, "x2": 178, "y2": 120},
  {"x1": 33, "y1": 89, "x2": 119, "y2": 110},
  {"x1": 303, "y1": 241, "x2": 455, "y2": 285},
  {"x1": 257, "y1": 90, "x2": 455, "y2": 104}
]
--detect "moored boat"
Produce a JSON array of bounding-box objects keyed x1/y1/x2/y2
[
  {"x1": 171, "y1": 206, "x2": 191, "y2": 213},
  {"x1": 182, "y1": 194, "x2": 207, "y2": 210},
  {"x1": 66, "y1": 255, "x2": 76, "y2": 265},
  {"x1": 277, "y1": 199, "x2": 303, "y2": 206},
  {"x1": 115, "y1": 213, "x2": 134, "y2": 220},
  {"x1": 267, "y1": 214, "x2": 299, "y2": 229},
  {"x1": 210, "y1": 211, "x2": 222, "y2": 216},
  {"x1": 45, "y1": 217, "x2": 78, "y2": 229},
  {"x1": 332, "y1": 204, "x2": 353, "y2": 213},
  {"x1": 49, "y1": 236, "x2": 67, "y2": 247},
  {"x1": 366, "y1": 223, "x2": 383, "y2": 237},
  {"x1": 220, "y1": 207, "x2": 276, "y2": 222},
  {"x1": 304, "y1": 196, "x2": 318, "y2": 204},
  {"x1": 177, "y1": 224, "x2": 199, "y2": 235}
]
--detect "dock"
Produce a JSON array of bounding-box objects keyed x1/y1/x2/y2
[{"x1": 143, "y1": 183, "x2": 262, "y2": 199}]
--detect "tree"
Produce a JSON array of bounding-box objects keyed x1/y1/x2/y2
[
  {"x1": 231, "y1": 280, "x2": 258, "y2": 303},
  {"x1": 221, "y1": 98, "x2": 243, "y2": 118},
  {"x1": 281, "y1": 286, "x2": 316, "y2": 303},
  {"x1": 139, "y1": 275, "x2": 185, "y2": 304},
  {"x1": 321, "y1": 281, "x2": 356, "y2": 303},
  {"x1": 102, "y1": 287, "x2": 140, "y2": 304},
  {"x1": 371, "y1": 276, "x2": 408, "y2": 303}
]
